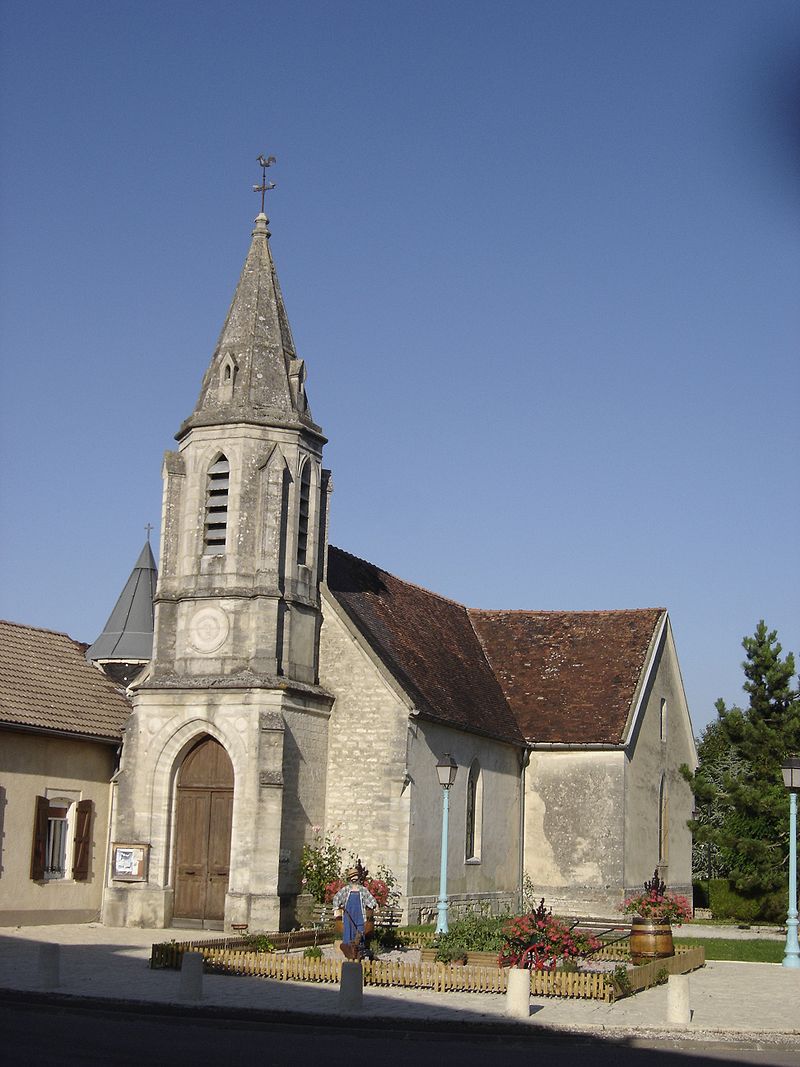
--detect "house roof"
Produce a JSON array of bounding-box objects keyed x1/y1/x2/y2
[
  {"x1": 325, "y1": 547, "x2": 525, "y2": 745},
  {"x1": 0, "y1": 620, "x2": 131, "y2": 742},
  {"x1": 85, "y1": 541, "x2": 158, "y2": 663},
  {"x1": 468, "y1": 608, "x2": 664, "y2": 744}
]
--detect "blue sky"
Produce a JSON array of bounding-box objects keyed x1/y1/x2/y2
[{"x1": 1, "y1": 0, "x2": 798, "y2": 735}]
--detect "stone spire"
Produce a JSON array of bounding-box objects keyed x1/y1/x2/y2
[{"x1": 176, "y1": 212, "x2": 322, "y2": 441}]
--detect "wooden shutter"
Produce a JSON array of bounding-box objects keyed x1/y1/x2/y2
[
  {"x1": 72, "y1": 799, "x2": 93, "y2": 881},
  {"x1": 30, "y1": 795, "x2": 49, "y2": 880}
]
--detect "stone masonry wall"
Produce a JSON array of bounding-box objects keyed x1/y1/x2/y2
[
  {"x1": 523, "y1": 748, "x2": 626, "y2": 916},
  {"x1": 623, "y1": 619, "x2": 695, "y2": 897},
  {"x1": 407, "y1": 719, "x2": 523, "y2": 914},
  {"x1": 319, "y1": 594, "x2": 412, "y2": 903}
]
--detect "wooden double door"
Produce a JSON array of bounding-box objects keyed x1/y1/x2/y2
[{"x1": 173, "y1": 736, "x2": 234, "y2": 923}]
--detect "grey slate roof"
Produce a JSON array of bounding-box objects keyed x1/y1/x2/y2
[
  {"x1": 0, "y1": 620, "x2": 130, "y2": 741},
  {"x1": 177, "y1": 213, "x2": 323, "y2": 441},
  {"x1": 85, "y1": 541, "x2": 157, "y2": 663}
]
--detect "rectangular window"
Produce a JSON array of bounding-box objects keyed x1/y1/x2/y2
[
  {"x1": 45, "y1": 805, "x2": 69, "y2": 877},
  {"x1": 30, "y1": 795, "x2": 92, "y2": 882}
]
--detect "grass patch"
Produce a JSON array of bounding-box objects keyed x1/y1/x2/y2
[{"x1": 675, "y1": 937, "x2": 785, "y2": 963}]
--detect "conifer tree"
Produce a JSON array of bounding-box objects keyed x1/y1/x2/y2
[{"x1": 685, "y1": 622, "x2": 800, "y2": 914}]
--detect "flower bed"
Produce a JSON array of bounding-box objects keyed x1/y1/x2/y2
[{"x1": 151, "y1": 937, "x2": 704, "y2": 1001}]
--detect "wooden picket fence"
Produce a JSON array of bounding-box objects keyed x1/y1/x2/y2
[
  {"x1": 150, "y1": 927, "x2": 334, "y2": 970},
  {"x1": 151, "y1": 937, "x2": 704, "y2": 1004},
  {"x1": 198, "y1": 948, "x2": 614, "y2": 999},
  {"x1": 625, "y1": 945, "x2": 705, "y2": 993}
]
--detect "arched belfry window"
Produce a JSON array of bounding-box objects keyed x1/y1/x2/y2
[
  {"x1": 296, "y1": 461, "x2": 311, "y2": 566},
  {"x1": 204, "y1": 455, "x2": 230, "y2": 554},
  {"x1": 465, "y1": 759, "x2": 483, "y2": 861}
]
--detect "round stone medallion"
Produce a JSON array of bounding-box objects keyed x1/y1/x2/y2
[{"x1": 188, "y1": 606, "x2": 230, "y2": 654}]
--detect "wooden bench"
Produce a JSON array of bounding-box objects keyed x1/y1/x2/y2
[
  {"x1": 308, "y1": 903, "x2": 335, "y2": 930},
  {"x1": 373, "y1": 905, "x2": 403, "y2": 937}
]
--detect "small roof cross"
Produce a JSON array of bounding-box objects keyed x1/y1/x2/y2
[
  {"x1": 144, "y1": 523, "x2": 154, "y2": 542},
  {"x1": 253, "y1": 154, "x2": 277, "y2": 214}
]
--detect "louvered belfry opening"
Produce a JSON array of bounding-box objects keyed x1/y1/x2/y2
[
  {"x1": 204, "y1": 455, "x2": 230, "y2": 554},
  {"x1": 296, "y1": 461, "x2": 311, "y2": 565}
]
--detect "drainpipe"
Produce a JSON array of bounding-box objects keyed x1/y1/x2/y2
[{"x1": 518, "y1": 748, "x2": 530, "y2": 912}]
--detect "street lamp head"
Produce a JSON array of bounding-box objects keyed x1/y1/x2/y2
[
  {"x1": 436, "y1": 753, "x2": 458, "y2": 789},
  {"x1": 782, "y1": 756, "x2": 800, "y2": 792}
]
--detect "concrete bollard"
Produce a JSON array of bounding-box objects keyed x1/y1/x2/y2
[
  {"x1": 38, "y1": 942, "x2": 60, "y2": 989},
  {"x1": 506, "y1": 966, "x2": 531, "y2": 1018},
  {"x1": 339, "y1": 960, "x2": 363, "y2": 1011},
  {"x1": 179, "y1": 951, "x2": 204, "y2": 1001},
  {"x1": 666, "y1": 973, "x2": 691, "y2": 1025}
]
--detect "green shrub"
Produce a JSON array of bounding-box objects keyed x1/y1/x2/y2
[
  {"x1": 434, "y1": 942, "x2": 469, "y2": 964},
  {"x1": 371, "y1": 927, "x2": 404, "y2": 954},
  {"x1": 612, "y1": 963, "x2": 631, "y2": 998},
  {"x1": 303, "y1": 946, "x2": 323, "y2": 959},
  {"x1": 244, "y1": 933, "x2": 275, "y2": 952},
  {"x1": 433, "y1": 913, "x2": 509, "y2": 962},
  {"x1": 300, "y1": 830, "x2": 343, "y2": 904},
  {"x1": 692, "y1": 880, "x2": 709, "y2": 908},
  {"x1": 707, "y1": 879, "x2": 765, "y2": 923}
]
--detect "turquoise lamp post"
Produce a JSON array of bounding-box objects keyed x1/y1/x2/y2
[
  {"x1": 435, "y1": 753, "x2": 458, "y2": 935},
  {"x1": 782, "y1": 756, "x2": 800, "y2": 969}
]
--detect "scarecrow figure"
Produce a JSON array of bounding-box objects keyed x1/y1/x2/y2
[{"x1": 332, "y1": 859, "x2": 377, "y2": 959}]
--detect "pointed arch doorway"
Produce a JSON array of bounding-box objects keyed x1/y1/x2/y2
[{"x1": 173, "y1": 736, "x2": 234, "y2": 925}]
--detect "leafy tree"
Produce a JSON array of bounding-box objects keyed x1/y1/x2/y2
[{"x1": 684, "y1": 622, "x2": 800, "y2": 916}]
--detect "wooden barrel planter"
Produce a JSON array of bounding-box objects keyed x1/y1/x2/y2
[{"x1": 629, "y1": 917, "x2": 673, "y2": 964}]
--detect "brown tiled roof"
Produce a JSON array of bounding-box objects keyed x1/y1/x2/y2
[
  {"x1": 468, "y1": 608, "x2": 664, "y2": 744},
  {"x1": 0, "y1": 620, "x2": 131, "y2": 741},
  {"x1": 326, "y1": 548, "x2": 524, "y2": 745}
]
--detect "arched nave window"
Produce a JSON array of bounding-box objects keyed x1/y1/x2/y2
[
  {"x1": 658, "y1": 774, "x2": 669, "y2": 866},
  {"x1": 465, "y1": 759, "x2": 483, "y2": 862}
]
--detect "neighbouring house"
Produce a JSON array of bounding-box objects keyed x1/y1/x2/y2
[{"x1": 0, "y1": 620, "x2": 129, "y2": 925}]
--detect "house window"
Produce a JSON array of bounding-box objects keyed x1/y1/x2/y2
[
  {"x1": 45, "y1": 800, "x2": 71, "y2": 878},
  {"x1": 658, "y1": 775, "x2": 669, "y2": 866},
  {"x1": 204, "y1": 455, "x2": 230, "y2": 554},
  {"x1": 296, "y1": 461, "x2": 311, "y2": 566},
  {"x1": 660, "y1": 698, "x2": 667, "y2": 742},
  {"x1": 31, "y1": 796, "x2": 92, "y2": 881},
  {"x1": 465, "y1": 760, "x2": 483, "y2": 861}
]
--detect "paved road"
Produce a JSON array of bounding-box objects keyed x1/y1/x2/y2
[
  {"x1": 1, "y1": 923, "x2": 798, "y2": 1057},
  {"x1": 2, "y1": 1002, "x2": 799, "y2": 1067}
]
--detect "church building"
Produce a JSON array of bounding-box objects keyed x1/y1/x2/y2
[{"x1": 91, "y1": 188, "x2": 696, "y2": 931}]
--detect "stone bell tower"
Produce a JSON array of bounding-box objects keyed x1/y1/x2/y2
[{"x1": 103, "y1": 166, "x2": 334, "y2": 931}]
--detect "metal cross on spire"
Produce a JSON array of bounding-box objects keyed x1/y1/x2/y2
[
  {"x1": 253, "y1": 153, "x2": 277, "y2": 214},
  {"x1": 144, "y1": 523, "x2": 154, "y2": 542}
]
